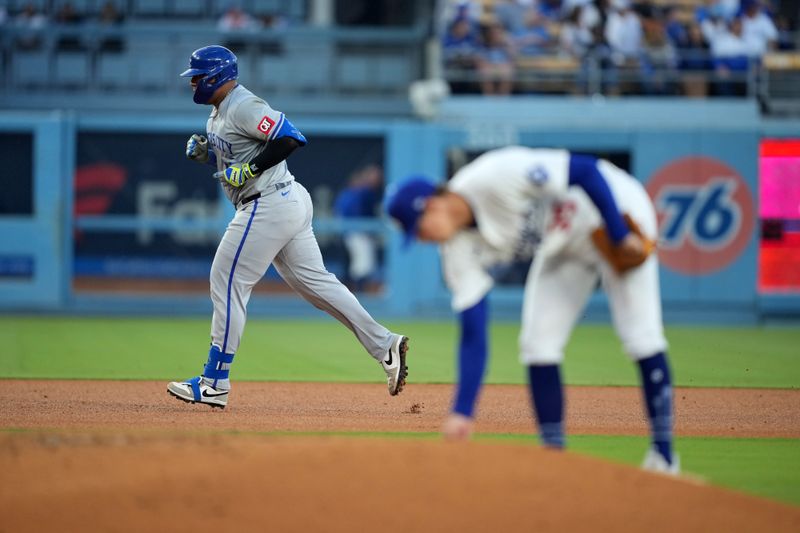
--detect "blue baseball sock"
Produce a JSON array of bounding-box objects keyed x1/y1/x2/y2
[
  {"x1": 637, "y1": 352, "x2": 674, "y2": 464},
  {"x1": 201, "y1": 345, "x2": 234, "y2": 391},
  {"x1": 527, "y1": 364, "x2": 565, "y2": 448}
]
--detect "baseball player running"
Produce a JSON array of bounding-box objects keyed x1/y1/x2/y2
[
  {"x1": 167, "y1": 45, "x2": 408, "y2": 408},
  {"x1": 387, "y1": 146, "x2": 678, "y2": 474}
]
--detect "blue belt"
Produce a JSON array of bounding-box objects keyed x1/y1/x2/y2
[{"x1": 239, "y1": 181, "x2": 292, "y2": 207}]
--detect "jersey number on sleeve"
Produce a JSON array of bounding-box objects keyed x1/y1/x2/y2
[{"x1": 548, "y1": 200, "x2": 576, "y2": 232}]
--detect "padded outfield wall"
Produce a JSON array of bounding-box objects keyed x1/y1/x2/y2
[{"x1": 0, "y1": 98, "x2": 798, "y2": 322}]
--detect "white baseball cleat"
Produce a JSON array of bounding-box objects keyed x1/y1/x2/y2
[
  {"x1": 167, "y1": 376, "x2": 228, "y2": 409},
  {"x1": 381, "y1": 335, "x2": 409, "y2": 396},
  {"x1": 641, "y1": 447, "x2": 680, "y2": 476}
]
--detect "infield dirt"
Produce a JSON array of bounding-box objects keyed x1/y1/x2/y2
[
  {"x1": 1, "y1": 380, "x2": 798, "y2": 437},
  {"x1": 1, "y1": 380, "x2": 799, "y2": 532}
]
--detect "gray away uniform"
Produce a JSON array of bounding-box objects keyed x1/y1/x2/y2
[{"x1": 205, "y1": 84, "x2": 394, "y2": 359}]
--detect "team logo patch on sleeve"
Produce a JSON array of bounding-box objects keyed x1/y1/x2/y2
[
  {"x1": 257, "y1": 116, "x2": 275, "y2": 136},
  {"x1": 527, "y1": 165, "x2": 549, "y2": 186}
]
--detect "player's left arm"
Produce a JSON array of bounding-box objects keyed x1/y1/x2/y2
[
  {"x1": 217, "y1": 103, "x2": 308, "y2": 186},
  {"x1": 567, "y1": 154, "x2": 629, "y2": 244},
  {"x1": 569, "y1": 154, "x2": 655, "y2": 272},
  {"x1": 247, "y1": 136, "x2": 301, "y2": 174},
  {"x1": 246, "y1": 113, "x2": 307, "y2": 174}
]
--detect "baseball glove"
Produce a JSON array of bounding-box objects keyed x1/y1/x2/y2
[{"x1": 590, "y1": 214, "x2": 656, "y2": 274}]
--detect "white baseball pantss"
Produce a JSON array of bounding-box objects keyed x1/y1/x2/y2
[
  {"x1": 519, "y1": 177, "x2": 668, "y2": 365},
  {"x1": 209, "y1": 181, "x2": 394, "y2": 358}
]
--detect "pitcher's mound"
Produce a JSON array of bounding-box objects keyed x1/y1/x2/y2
[{"x1": 1, "y1": 433, "x2": 798, "y2": 532}]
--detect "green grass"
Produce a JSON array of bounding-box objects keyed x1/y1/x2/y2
[
  {"x1": 1, "y1": 317, "x2": 798, "y2": 388},
  {"x1": 480, "y1": 433, "x2": 800, "y2": 507}
]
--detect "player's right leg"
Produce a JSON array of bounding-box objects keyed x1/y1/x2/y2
[
  {"x1": 272, "y1": 183, "x2": 408, "y2": 396},
  {"x1": 603, "y1": 255, "x2": 677, "y2": 473},
  {"x1": 168, "y1": 193, "x2": 299, "y2": 407},
  {"x1": 519, "y1": 254, "x2": 599, "y2": 448},
  {"x1": 273, "y1": 231, "x2": 409, "y2": 396}
]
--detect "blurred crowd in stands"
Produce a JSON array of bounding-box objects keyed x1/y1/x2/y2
[
  {"x1": 0, "y1": 0, "x2": 420, "y2": 54},
  {"x1": 440, "y1": 0, "x2": 798, "y2": 96},
  {"x1": 0, "y1": 0, "x2": 418, "y2": 39},
  {"x1": 0, "y1": 1, "x2": 301, "y2": 57},
  {"x1": 2, "y1": 0, "x2": 796, "y2": 99},
  {"x1": 2, "y1": 2, "x2": 126, "y2": 51}
]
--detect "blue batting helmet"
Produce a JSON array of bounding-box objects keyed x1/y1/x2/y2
[
  {"x1": 180, "y1": 45, "x2": 238, "y2": 104},
  {"x1": 385, "y1": 176, "x2": 437, "y2": 246}
]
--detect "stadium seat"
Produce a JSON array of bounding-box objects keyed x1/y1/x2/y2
[
  {"x1": 53, "y1": 51, "x2": 91, "y2": 88},
  {"x1": 52, "y1": 0, "x2": 93, "y2": 16},
  {"x1": 12, "y1": 50, "x2": 49, "y2": 88},
  {"x1": 212, "y1": 0, "x2": 252, "y2": 17},
  {"x1": 762, "y1": 52, "x2": 800, "y2": 115},
  {"x1": 250, "y1": 0, "x2": 282, "y2": 18},
  {"x1": 284, "y1": 0, "x2": 306, "y2": 21},
  {"x1": 257, "y1": 56, "x2": 292, "y2": 91},
  {"x1": 132, "y1": 49, "x2": 171, "y2": 89},
  {"x1": 132, "y1": 0, "x2": 168, "y2": 17},
  {"x1": 283, "y1": 42, "x2": 331, "y2": 90},
  {"x1": 374, "y1": 55, "x2": 412, "y2": 90},
  {"x1": 97, "y1": 52, "x2": 132, "y2": 89},
  {"x1": 337, "y1": 56, "x2": 371, "y2": 89},
  {"x1": 515, "y1": 56, "x2": 580, "y2": 94},
  {"x1": 9, "y1": 0, "x2": 46, "y2": 11},
  {"x1": 337, "y1": 54, "x2": 410, "y2": 92},
  {"x1": 172, "y1": 0, "x2": 205, "y2": 18},
  {"x1": 99, "y1": 0, "x2": 127, "y2": 12},
  {"x1": 293, "y1": 57, "x2": 332, "y2": 90}
]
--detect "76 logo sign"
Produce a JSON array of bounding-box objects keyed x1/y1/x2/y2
[
  {"x1": 656, "y1": 178, "x2": 741, "y2": 250},
  {"x1": 645, "y1": 156, "x2": 754, "y2": 275}
]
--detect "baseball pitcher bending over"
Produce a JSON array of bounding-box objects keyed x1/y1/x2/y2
[
  {"x1": 167, "y1": 45, "x2": 408, "y2": 408},
  {"x1": 387, "y1": 146, "x2": 677, "y2": 474}
]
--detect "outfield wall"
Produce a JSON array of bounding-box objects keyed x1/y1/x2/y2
[{"x1": 1, "y1": 98, "x2": 798, "y2": 322}]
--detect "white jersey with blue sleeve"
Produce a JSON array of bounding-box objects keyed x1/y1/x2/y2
[
  {"x1": 440, "y1": 147, "x2": 572, "y2": 311},
  {"x1": 432, "y1": 145, "x2": 668, "y2": 449},
  {"x1": 448, "y1": 147, "x2": 571, "y2": 252}
]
